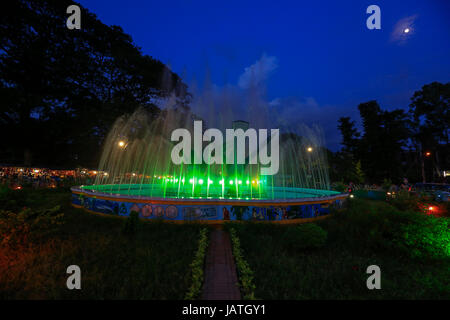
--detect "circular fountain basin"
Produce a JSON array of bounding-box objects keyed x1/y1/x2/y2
[{"x1": 71, "y1": 184, "x2": 348, "y2": 223}]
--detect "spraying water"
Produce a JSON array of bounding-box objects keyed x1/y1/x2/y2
[{"x1": 90, "y1": 65, "x2": 331, "y2": 200}]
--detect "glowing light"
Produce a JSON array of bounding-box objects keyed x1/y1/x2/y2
[
  {"x1": 252, "y1": 180, "x2": 255, "y2": 184},
  {"x1": 219, "y1": 180, "x2": 224, "y2": 185},
  {"x1": 428, "y1": 206, "x2": 434, "y2": 211},
  {"x1": 198, "y1": 179, "x2": 204, "y2": 185},
  {"x1": 238, "y1": 180, "x2": 242, "y2": 185},
  {"x1": 93, "y1": 171, "x2": 97, "y2": 175},
  {"x1": 189, "y1": 178, "x2": 194, "y2": 184},
  {"x1": 103, "y1": 172, "x2": 108, "y2": 176},
  {"x1": 208, "y1": 179, "x2": 213, "y2": 184},
  {"x1": 229, "y1": 180, "x2": 234, "y2": 185},
  {"x1": 118, "y1": 140, "x2": 126, "y2": 148},
  {"x1": 33, "y1": 169, "x2": 39, "y2": 173},
  {"x1": 307, "y1": 147, "x2": 313, "y2": 152},
  {"x1": 350, "y1": 194, "x2": 354, "y2": 198},
  {"x1": 132, "y1": 173, "x2": 136, "y2": 177},
  {"x1": 425, "y1": 151, "x2": 431, "y2": 157},
  {"x1": 246, "y1": 180, "x2": 250, "y2": 184},
  {"x1": 404, "y1": 28, "x2": 410, "y2": 33}
]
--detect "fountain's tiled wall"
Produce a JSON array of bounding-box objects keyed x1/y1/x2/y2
[{"x1": 71, "y1": 192, "x2": 345, "y2": 222}]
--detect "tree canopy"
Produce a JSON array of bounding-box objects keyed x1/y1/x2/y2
[
  {"x1": 0, "y1": 0, "x2": 188, "y2": 168},
  {"x1": 336, "y1": 82, "x2": 449, "y2": 184}
]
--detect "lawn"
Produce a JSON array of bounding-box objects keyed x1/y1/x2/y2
[
  {"x1": 1, "y1": 186, "x2": 449, "y2": 300},
  {"x1": 227, "y1": 199, "x2": 450, "y2": 299},
  {"x1": 0, "y1": 186, "x2": 203, "y2": 299}
]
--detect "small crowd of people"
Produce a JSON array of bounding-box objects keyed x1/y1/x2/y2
[
  {"x1": 0, "y1": 167, "x2": 94, "y2": 189},
  {"x1": 345, "y1": 178, "x2": 412, "y2": 193}
]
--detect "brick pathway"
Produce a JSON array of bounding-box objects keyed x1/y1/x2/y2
[{"x1": 201, "y1": 228, "x2": 241, "y2": 300}]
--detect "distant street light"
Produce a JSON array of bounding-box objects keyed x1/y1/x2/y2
[
  {"x1": 118, "y1": 140, "x2": 126, "y2": 148},
  {"x1": 425, "y1": 151, "x2": 431, "y2": 157},
  {"x1": 403, "y1": 28, "x2": 410, "y2": 33},
  {"x1": 307, "y1": 147, "x2": 313, "y2": 153}
]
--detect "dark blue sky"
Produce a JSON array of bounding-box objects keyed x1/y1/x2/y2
[{"x1": 78, "y1": 0, "x2": 450, "y2": 150}]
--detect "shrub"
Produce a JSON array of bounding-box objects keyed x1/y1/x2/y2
[
  {"x1": 388, "y1": 191, "x2": 432, "y2": 212},
  {"x1": 332, "y1": 182, "x2": 347, "y2": 193},
  {"x1": 331, "y1": 199, "x2": 450, "y2": 259},
  {"x1": 282, "y1": 223, "x2": 328, "y2": 251},
  {"x1": 122, "y1": 211, "x2": 140, "y2": 236},
  {"x1": 229, "y1": 228, "x2": 256, "y2": 300},
  {"x1": 382, "y1": 178, "x2": 392, "y2": 191},
  {"x1": 185, "y1": 228, "x2": 209, "y2": 299},
  {"x1": 397, "y1": 213, "x2": 450, "y2": 259},
  {"x1": 0, "y1": 205, "x2": 64, "y2": 248}
]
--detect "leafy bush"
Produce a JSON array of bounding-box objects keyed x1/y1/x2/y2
[
  {"x1": 388, "y1": 190, "x2": 435, "y2": 213},
  {"x1": 443, "y1": 202, "x2": 450, "y2": 218},
  {"x1": 382, "y1": 178, "x2": 392, "y2": 191},
  {"x1": 229, "y1": 228, "x2": 256, "y2": 300},
  {"x1": 282, "y1": 223, "x2": 328, "y2": 250},
  {"x1": 185, "y1": 228, "x2": 209, "y2": 299},
  {"x1": 398, "y1": 213, "x2": 450, "y2": 259},
  {"x1": 0, "y1": 184, "x2": 11, "y2": 199},
  {"x1": 0, "y1": 205, "x2": 64, "y2": 248},
  {"x1": 122, "y1": 211, "x2": 140, "y2": 236},
  {"x1": 332, "y1": 181, "x2": 347, "y2": 193}
]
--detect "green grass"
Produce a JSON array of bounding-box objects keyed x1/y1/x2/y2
[
  {"x1": 228, "y1": 199, "x2": 450, "y2": 299},
  {"x1": 0, "y1": 186, "x2": 204, "y2": 299},
  {"x1": 1, "y1": 186, "x2": 449, "y2": 299}
]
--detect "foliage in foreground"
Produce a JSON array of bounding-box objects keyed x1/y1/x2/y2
[
  {"x1": 185, "y1": 228, "x2": 209, "y2": 300},
  {"x1": 282, "y1": 223, "x2": 327, "y2": 251},
  {"x1": 229, "y1": 228, "x2": 257, "y2": 300},
  {"x1": 0, "y1": 188, "x2": 203, "y2": 299},
  {"x1": 231, "y1": 200, "x2": 450, "y2": 299},
  {"x1": 122, "y1": 211, "x2": 140, "y2": 237},
  {"x1": 337, "y1": 199, "x2": 450, "y2": 259},
  {"x1": 0, "y1": 206, "x2": 63, "y2": 248}
]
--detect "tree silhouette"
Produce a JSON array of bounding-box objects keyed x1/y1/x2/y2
[
  {"x1": 409, "y1": 82, "x2": 449, "y2": 182},
  {"x1": 0, "y1": 0, "x2": 188, "y2": 167}
]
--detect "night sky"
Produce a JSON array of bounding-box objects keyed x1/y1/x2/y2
[{"x1": 78, "y1": 0, "x2": 450, "y2": 150}]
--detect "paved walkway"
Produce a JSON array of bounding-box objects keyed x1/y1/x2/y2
[{"x1": 201, "y1": 228, "x2": 241, "y2": 300}]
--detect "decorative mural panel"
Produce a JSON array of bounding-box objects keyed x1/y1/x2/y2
[{"x1": 71, "y1": 192, "x2": 345, "y2": 221}]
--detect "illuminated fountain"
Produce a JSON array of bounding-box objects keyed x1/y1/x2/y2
[
  {"x1": 71, "y1": 107, "x2": 347, "y2": 222},
  {"x1": 71, "y1": 72, "x2": 348, "y2": 222}
]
